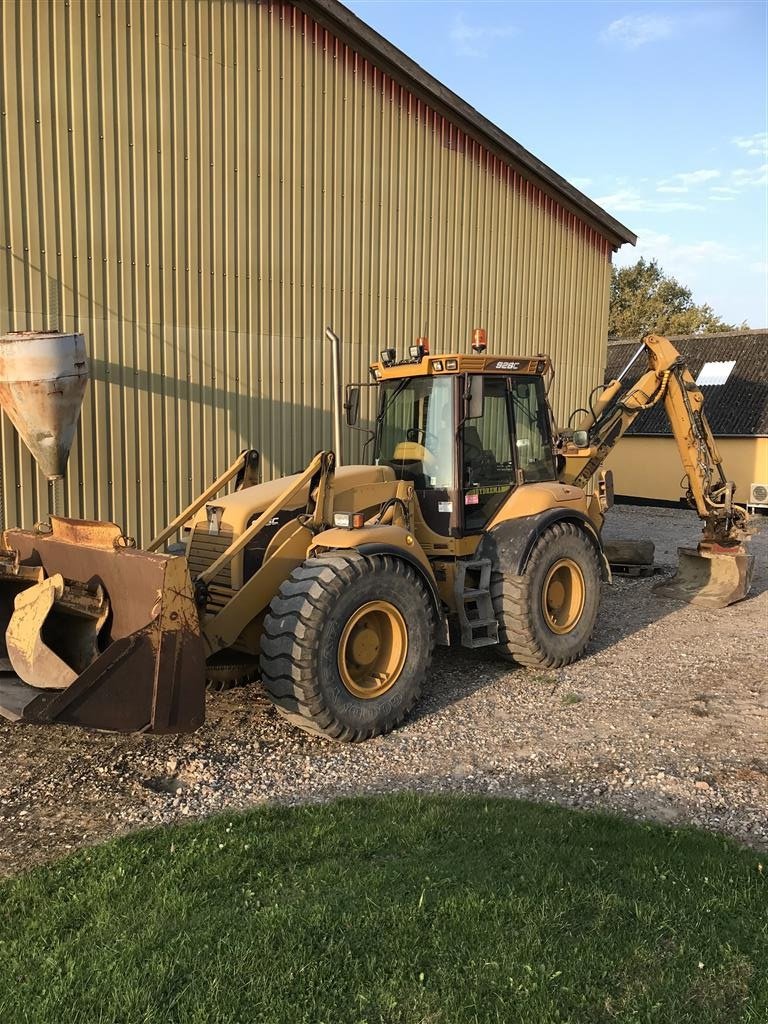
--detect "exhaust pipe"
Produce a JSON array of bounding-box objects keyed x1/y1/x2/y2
[{"x1": 325, "y1": 326, "x2": 343, "y2": 467}]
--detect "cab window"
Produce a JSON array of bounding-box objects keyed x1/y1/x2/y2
[
  {"x1": 510, "y1": 378, "x2": 556, "y2": 483},
  {"x1": 375, "y1": 376, "x2": 455, "y2": 490}
]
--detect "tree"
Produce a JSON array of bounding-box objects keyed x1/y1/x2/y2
[{"x1": 608, "y1": 258, "x2": 738, "y2": 339}]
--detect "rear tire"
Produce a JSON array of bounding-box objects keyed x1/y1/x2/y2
[
  {"x1": 205, "y1": 651, "x2": 259, "y2": 692},
  {"x1": 491, "y1": 522, "x2": 601, "y2": 668},
  {"x1": 260, "y1": 551, "x2": 435, "y2": 741}
]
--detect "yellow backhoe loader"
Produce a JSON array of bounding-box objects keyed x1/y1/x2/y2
[{"x1": 0, "y1": 329, "x2": 753, "y2": 738}]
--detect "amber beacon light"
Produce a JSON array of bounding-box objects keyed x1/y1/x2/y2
[{"x1": 471, "y1": 328, "x2": 487, "y2": 352}]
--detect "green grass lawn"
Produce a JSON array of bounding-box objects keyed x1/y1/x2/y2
[{"x1": 1, "y1": 795, "x2": 765, "y2": 1024}]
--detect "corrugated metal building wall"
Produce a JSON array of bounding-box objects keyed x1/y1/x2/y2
[{"x1": 0, "y1": 0, "x2": 632, "y2": 544}]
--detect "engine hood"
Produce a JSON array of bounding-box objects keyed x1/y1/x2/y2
[
  {"x1": 202, "y1": 463, "x2": 396, "y2": 532},
  {"x1": 185, "y1": 464, "x2": 398, "y2": 592}
]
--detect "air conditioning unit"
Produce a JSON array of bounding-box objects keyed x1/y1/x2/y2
[{"x1": 748, "y1": 482, "x2": 768, "y2": 509}]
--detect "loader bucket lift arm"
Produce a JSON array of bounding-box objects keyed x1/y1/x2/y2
[{"x1": 147, "y1": 449, "x2": 261, "y2": 553}]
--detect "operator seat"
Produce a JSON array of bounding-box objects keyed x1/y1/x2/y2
[
  {"x1": 463, "y1": 424, "x2": 497, "y2": 483},
  {"x1": 386, "y1": 440, "x2": 435, "y2": 489},
  {"x1": 463, "y1": 425, "x2": 484, "y2": 461}
]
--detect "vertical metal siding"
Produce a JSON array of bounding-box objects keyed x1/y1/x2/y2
[{"x1": 0, "y1": 0, "x2": 610, "y2": 544}]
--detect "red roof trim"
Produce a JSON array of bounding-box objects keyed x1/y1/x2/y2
[{"x1": 273, "y1": 1, "x2": 611, "y2": 258}]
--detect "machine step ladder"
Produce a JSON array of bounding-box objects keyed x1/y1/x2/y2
[{"x1": 455, "y1": 559, "x2": 499, "y2": 649}]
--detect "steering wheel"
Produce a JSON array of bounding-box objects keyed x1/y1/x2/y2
[{"x1": 406, "y1": 426, "x2": 439, "y2": 449}]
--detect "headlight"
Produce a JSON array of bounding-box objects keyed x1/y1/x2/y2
[{"x1": 333, "y1": 512, "x2": 365, "y2": 529}]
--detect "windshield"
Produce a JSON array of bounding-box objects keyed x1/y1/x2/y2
[{"x1": 375, "y1": 377, "x2": 455, "y2": 489}]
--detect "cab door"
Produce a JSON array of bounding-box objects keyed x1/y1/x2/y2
[
  {"x1": 462, "y1": 376, "x2": 517, "y2": 531},
  {"x1": 461, "y1": 374, "x2": 557, "y2": 532}
]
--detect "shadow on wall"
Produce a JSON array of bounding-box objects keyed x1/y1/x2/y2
[
  {"x1": 82, "y1": 355, "x2": 377, "y2": 535},
  {"x1": 0, "y1": 351, "x2": 379, "y2": 544},
  {"x1": 88, "y1": 355, "x2": 377, "y2": 462}
]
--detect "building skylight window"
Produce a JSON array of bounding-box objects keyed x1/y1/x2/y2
[{"x1": 695, "y1": 360, "x2": 736, "y2": 386}]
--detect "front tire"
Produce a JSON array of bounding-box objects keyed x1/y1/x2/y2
[
  {"x1": 491, "y1": 522, "x2": 601, "y2": 668},
  {"x1": 260, "y1": 551, "x2": 435, "y2": 741}
]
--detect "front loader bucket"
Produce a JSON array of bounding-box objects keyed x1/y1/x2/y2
[
  {"x1": 0, "y1": 518, "x2": 206, "y2": 733},
  {"x1": 653, "y1": 546, "x2": 755, "y2": 609}
]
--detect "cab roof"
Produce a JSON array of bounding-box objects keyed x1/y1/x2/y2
[{"x1": 371, "y1": 353, "x2": 551, "y2": 380}]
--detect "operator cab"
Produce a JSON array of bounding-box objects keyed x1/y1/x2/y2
[{"x1": 368, "y1": 357, "x2": 557, "y2": 536}]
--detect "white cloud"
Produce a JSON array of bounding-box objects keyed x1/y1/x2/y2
[
  {"x1": 711, "y1": 186, "x2": 740, "y2": 195},
  {"x1": 596, "y1": 188, "x2": 705, "y2": 213},
  {"x1": 670, "y1": 240, "x2": 740, "y2": 263},
  {"x1": 732, "y1": 133, "x2": 768, "y2": 159},
  {"x1": 615, "y1": 231, "x2": 765, "y2": 325},
  {"x1": 674, "y1": 169, "x2": 720, "y2": 186},
  {"x1": 616, "y1": 229, "x2": 740, "y2": 269},
  {"x1": 709, "y1": 195, "x2": 735, "y2": 202},
  {"x1": 732, "y1": 164, "x2": 768, "y2": 187},
  {"x1": 449, "y1": 12, "x2": 516, "y2": 58},
  {"x1": 601, "y1": 8, "x2": 732, "y2": 50},
  {"x1": 656, "y1": 170, "x2": 721, "y2": 194},
  {"x1": 600, "y1": 14, "x2": 674, "y2": 48}
]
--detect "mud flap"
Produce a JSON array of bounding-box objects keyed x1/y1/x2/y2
[
  {"x1": 0, "y1": 518, "x2": 206, "y2": 733},
  {"x1": 653, "y1": 546, "x2": 755, "y2": 609}
]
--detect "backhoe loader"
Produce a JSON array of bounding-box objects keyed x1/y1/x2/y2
[{"x1": 0, "y1": 329, "x2": 753, "y2": 739}]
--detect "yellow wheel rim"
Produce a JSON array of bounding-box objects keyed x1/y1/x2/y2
[
  {"x1": 338, "y1": 600, "x2": 408, "y2": 699},
  {"x1": 541, "y1": 558, "x2": 585, "y2": 634}
]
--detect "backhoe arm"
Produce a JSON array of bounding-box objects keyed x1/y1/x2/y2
[{"x1": 560, "y1": 334, "x2": 748, "y2": 547}]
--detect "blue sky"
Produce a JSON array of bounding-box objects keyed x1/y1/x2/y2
[{"x1": 345, "y1": 1, "x2": 768, "y2": 327}]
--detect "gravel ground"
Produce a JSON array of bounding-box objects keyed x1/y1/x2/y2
[{"x1": 1, "y1": 505, "x2": 766, "y2": 877}]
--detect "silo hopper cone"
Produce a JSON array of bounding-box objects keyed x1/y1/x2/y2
[
  {"x1": 653, "y1": 545, "x2": 755, "y2": 609},
  {"x1": 0, "y1": 517, "x2": 206, "y2": 732},
  {"x1": 0, "y1": 331, "x2": 88, "y2": 479}
]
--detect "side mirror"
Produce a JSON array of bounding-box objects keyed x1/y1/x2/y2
[
  {"x1": 572, "y1": 429, "x2": 589, "y2": 448},
  {"x1": 467, "y1": 376, "x2": 484, "y2": 419},
  {"x1": 344, "y1": 385, "x2": 360, "y2": 426}
]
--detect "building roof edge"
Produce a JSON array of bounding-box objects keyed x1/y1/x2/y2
[
  {"x1": 607, "y1": 329, "x2": 768, "y2": 345},
  {"x1": 298, "y1": 0, "x2": 637, "y2": 250}
]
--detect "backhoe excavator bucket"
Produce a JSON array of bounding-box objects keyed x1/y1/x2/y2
[
  {"x1": 5, "y1": 573, "x2": 109, "y2": 689},
  {"x1": 0, "y1": 517, "x2": 205, "y2": 732},
  {"x1": 654, "y1": 546, "x2": 755, "y2": 609}
]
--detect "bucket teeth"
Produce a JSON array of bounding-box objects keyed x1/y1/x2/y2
[
  {"x1": 0, "y1": 545, "x2": 44, "y2": 585},
  {"x1": 654, "y1": 546, "x2": 755, "y2": 609}
]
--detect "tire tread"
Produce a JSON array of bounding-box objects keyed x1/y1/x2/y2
[
  {"x1": 260, "y1": 551, "x2": 434, "y2": 741},
  {"x1": 491, "y1": 521, "x2": 600, "y2": 669}
]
